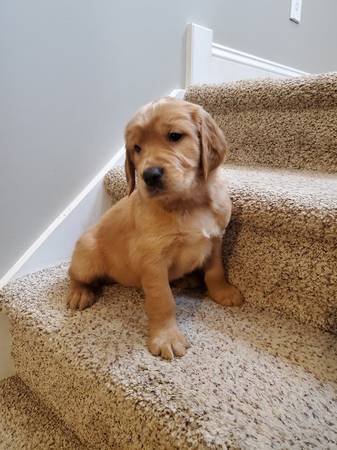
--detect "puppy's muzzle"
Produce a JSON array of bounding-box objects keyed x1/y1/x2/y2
[{"x1": 143, "y1": 167, "x2": 164, "y2": 190}]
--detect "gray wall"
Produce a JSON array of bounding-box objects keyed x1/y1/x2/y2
[{"x1": 1, "y1": 0, "x2": 337, "y2": 278}]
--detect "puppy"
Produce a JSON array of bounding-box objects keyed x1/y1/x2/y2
[{"x1": 68, "y1": 97, "x2": 243, "y2": 359}]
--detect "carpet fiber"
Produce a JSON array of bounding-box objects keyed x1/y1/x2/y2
[
  {"x1": 0, "y1": 376, "x2": 87, "y2": 450},
  {"x1": 1, "y1": 264, "x2": 337, "y2": 449},
  {"x1": 184, "y1": 73, "x2": 337, "y2": 173}
]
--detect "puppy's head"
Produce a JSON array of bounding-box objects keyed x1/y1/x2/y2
[{"x1": 124, "y1": 97, "x2": 228, "y2": 201}]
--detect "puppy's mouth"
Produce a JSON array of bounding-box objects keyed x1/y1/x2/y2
[{"x1": 146, "y1": 183, "x2": 165, "y2": 196}]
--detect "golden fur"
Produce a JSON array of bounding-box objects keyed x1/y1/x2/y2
[{"x1": 68, "y1": 97, "x2": 243, "y2": 359}]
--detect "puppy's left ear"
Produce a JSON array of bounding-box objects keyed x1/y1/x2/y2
[
  {"x1": 198, "y1": 108, "x2": 229, "y2": 179},
  {"x1": 125, "y1": 149, "x2": 136, "y2": 195}
]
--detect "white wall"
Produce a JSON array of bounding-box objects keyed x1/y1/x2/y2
[{"x1": 1, "y1": 0, "x2": 337, "y2": 279}]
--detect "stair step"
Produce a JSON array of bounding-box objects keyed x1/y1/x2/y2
[
  {"x1": 185, "y1": 73, "x2": 337, "y2": 173},
  {"x1": 0, "y1": 375, "x2": 87, "y2": 450},
  {"x1": 1, "y1": 264, "x2": 337, "y2": 449}
]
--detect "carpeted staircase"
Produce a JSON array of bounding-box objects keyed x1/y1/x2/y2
[
  {"x1": 1, "y1": 73, "x2": 337, "y2": 449},
  {"x1": 0, "y1": 376, "x2": 86, "y2": 450}
]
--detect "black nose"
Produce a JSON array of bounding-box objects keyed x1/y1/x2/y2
[{"x1": 143, "y1": 167, "x2": 164, "y2": 188}]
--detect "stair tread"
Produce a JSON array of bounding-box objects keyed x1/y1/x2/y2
[
  {"x1": 2, "y1": 264, "x2": 337, "y2": 449},
  {"x1": 0, "y1": 375, "x2": 87, "y2": 450}
]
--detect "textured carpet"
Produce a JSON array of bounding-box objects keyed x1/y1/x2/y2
[
  {"x1": 184, "y1": 73, "x2": 337, "y2": 173},
  {"x1": 104, "y1": 164, "x2": 337, "y2": 333},
  {"x1": 0, "y1": 375, "x2": 87, "y2": 450},
  {"x1": 1, "y1": 264, "x2": 337, "y2": 450}
]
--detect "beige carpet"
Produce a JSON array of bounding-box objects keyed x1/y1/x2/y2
[
  {"x1": 0, "y1": 376, "x2": 87, "y2": 450},
  {"x1": 184, "y1": 73, "x2": 337, "y2": 173},
  {"x1": 1, "y1": 264, "x2": 337, "y2": 449}
]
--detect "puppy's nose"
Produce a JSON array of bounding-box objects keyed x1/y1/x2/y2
[{"x1": 143, "y1": 167, "x2": 164, "y2": 187}]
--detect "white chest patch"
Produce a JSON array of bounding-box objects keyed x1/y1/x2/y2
[
  {"x1": 186, "y1": 209, "x2": 223, "y2": 239},
  {"x1": 165, "y1": 207, "x2": 226, "y2": 281}
]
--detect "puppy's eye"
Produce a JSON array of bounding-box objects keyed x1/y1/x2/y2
[
  {"x1": 168, "y1": 132, "x2": 183, "y2": 142},
  {"x1": 134, "y1": 144, "x2": 141, "y2": 153}
]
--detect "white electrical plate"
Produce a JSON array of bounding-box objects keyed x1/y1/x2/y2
[{"x1": 290, "y1": 0, "x2": 302, "y2": 24}]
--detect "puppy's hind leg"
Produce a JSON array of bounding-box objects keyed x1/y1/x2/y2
[
  {"x1": 68, "y1": 231, "x2": 104, "y2": 311},
  {"x1": 204, "y1": 237, "x2": 243, "y2": 307}
]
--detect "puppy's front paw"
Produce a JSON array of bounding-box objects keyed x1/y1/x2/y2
[
  {"x1": 67, "y1": 285, "x2": 96, "y2": 311},
  {"x1": 148, "y1": 326, "x2": 190, "y2": 360},
  {"x1": 210, "y1": 283, "x2": 243, "y2": 307}
]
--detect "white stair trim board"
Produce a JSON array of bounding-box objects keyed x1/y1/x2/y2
[
  {"x1": 170, "y1": 89, "x2": 186, "y2": 100},
  {"x1": 185, "y1": 23, "x2": 213, "y2": 87},
  {"x1": 186, "y1": 23, "x2": 309, "y2": 86},
  {"x1": 211, "y1": 43, "x2": 308, "y2": 78},
  {"x1": 0, "y1": 90, "x2": 183, "y2": 289}
]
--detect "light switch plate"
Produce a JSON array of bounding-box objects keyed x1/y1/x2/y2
[{"x1": 290, "y1": 0, "x2": 302, "y2": 24}]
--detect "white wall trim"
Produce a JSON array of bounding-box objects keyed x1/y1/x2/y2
[
  {"x1": 186, "y1": 23, "x2": 308, "y2": 86},
  {"x1": 0, "y1": 89, "x2": 184, "y2": 289},
  {"x1": 170, "y1": 89, "x2": 186, "y2": 100},
  {"x1": 185, "y1": 23, "x2": 213, "y2": 87},
  {"x1": 211, "y1": 43, "x2": 308, "y2": 79}
]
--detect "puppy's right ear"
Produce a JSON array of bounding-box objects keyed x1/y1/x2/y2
[{"x1": 125, "y1": 149, "x2": 136, "y2": 195}]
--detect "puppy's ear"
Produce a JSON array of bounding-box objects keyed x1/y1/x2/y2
[
  {"x1": 125, "y1": 149, "x2": 136, "y2": 195},
  {"x1": 198, "y1": 108, "x2": 228, "y2": 179}
]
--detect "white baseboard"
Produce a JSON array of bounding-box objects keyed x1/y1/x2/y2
[{"x1": 186, "y1": 23, "x2": 309, "y2": 86}]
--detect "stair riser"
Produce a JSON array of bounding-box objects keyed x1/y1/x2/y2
[
  {"x1": 185, "y1": 74, "x2": 337, "y2": 173},
  {"x1": 218, "y1": 109, "x2": 337, "y2": 173},
  {"x1": 10, "y1": 323, "x2": 200, "y2": 450},
  {"x1": 224, "y1": 221, "x2": 337, "y2": 333},
  {"x1": 0, "y1": 376, "x2": 86, "y2": 450}
]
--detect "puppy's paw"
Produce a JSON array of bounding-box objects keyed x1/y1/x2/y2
[
  {"x1": 67, "y1": 285, "x2": 96, "y2": 311},
  {"x1": 148, "y1": 326, "x2": 190, "y2": 360},
  {"x1": 210, "y1": 283, "x2": 243, "y2": 307}
]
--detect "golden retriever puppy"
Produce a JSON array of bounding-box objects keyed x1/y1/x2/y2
[{"x1": 68, "y1": 97, "x2": 243, "y2": 359}]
